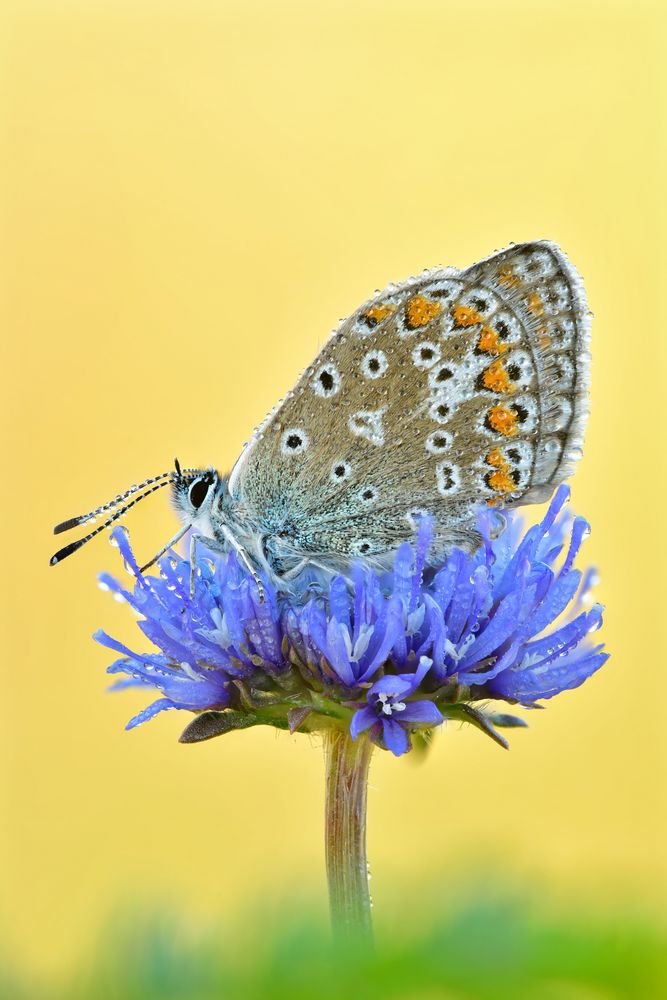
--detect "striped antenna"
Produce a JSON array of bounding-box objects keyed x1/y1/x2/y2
[
  {"x1": 53, "y1": 462, "x2": 200, "y2": 535},
  {"x1": 50, "y1": 478, "x2": 178, "y2": 566}
]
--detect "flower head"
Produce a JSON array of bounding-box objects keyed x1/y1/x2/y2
[{"x1": 97, "y1": 485, "x2": 608, "y2": 755}]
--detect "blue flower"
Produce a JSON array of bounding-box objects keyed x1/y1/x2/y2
[
  {"x1": 350, "y1": 657, "x2": 444, "y2": 756},
  {"x1": 97, "y1": 484, "x2": 608, "y2": 754}
]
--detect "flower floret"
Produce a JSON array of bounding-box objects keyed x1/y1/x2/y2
[{"x1": 350, "y1": 657, "x2": 444, "y2": 756}]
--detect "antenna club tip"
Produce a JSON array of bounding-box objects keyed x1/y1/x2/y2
[
  {"x1": 54, "y1": 518, "x2": 75, "y2": 535},
  {"x1": 50, "y1": 554, "x2": 59, "y2": 566}
]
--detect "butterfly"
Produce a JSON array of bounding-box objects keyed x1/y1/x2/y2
[{"x1": 51, "y1": 241, "x2": 590, "y2": 601}]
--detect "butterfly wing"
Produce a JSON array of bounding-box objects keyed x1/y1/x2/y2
[{"x1": 228, "y1": 241, "x2": 589, "y2": 572}]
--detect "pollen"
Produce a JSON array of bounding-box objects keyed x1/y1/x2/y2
[
  {"x1": 363, "y1": 304, "x2": 395, "y2": 325},
  {"x1": 526, "y1": 292, "x2": 544, "y2": 317},
  {"x1": 452, "y1": 305, "x2": 484, "y2": 327},
  {"x1": 406, "y1": 295, "x2": 442, "y2": 328},
  {"x1": 497, "y1": 266, "x2": 521, "y2": 290},
  {"x1": 477, "y1": 325, "x2": 507, "y2": 355},
  {"x1": 482, "y1": 360, "x2": 516, "y2": 394},
  {"x1": 487, "y1": 405, "x2": 519, "y2": 436}
]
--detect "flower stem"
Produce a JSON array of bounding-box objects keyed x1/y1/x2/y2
[{"x1": 323, "y1": 728, "x2": 374, "y2": 945}]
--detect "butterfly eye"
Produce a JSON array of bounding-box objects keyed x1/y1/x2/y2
[{"x1": 188, "y1": 478, "x2": 210, "y2": 510}]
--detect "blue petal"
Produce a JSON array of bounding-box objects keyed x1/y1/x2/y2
[
  {"x1": 329, "y1": 576, "x2": 352, "y2": 630},
  {"x1": 520, "y1": 606, "x2": 603, "y2": 666},
  {"x1": 369, "y1": 675, "x2": 414, "y2": 699},
  {"x1": 357, "y1": 597, "x2": 404, "y2": 683},
  {"x1": 392, "y1": 542, "x2": 415, "y2": 606},
  {"x1": 324, "y1": 619, "x2": 356, "y2": 687},
  {"x1": 458, "y1": 587, "x2": 525, "y2": 669},
  {"x1": 411, "y1": 515, "x2": 433, "y2": 610},
  {"x1": 489, "y1": 648, "x2": 609, "y2": 702},
  {"x1": 126, "y1": 698, "x2": 178, "y2": 729},
  {"x1": 381, "y1": 718, "x2": 411, "y2": 756},
  {"x1": 350, "y1": 706, "x2": 377, "y2": 738},
  {"x1": 519, "y1": 569, "x2": 582, "y2": 638},
  {"x1": 561, "y1": 516, "x2": 591, "y2": 575},
  {"x1": 432, "y1": 557, "x2": 459, "y2": 615},
  {"x1": 494, "y1": 486, "x2": 570, "y2": 599},
  {"x1": 109, "y1": 526, "x2": 146, "y2": 584},
  {"x1": 398, "y1": 700, "x2": 444, "y2": 726},
  {"x1": 459, "y1": 639, "x2": 521, "y2": 685}
]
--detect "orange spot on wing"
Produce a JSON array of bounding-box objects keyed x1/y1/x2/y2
[
  {"x1": 406, "y1": 295, "x2": 441, "y2": 328},
  {"x1": 488, "y1": 468, "x2": 517, "y2": 493},
  {"x1": 487, "y1": 405, "x2": 519, "y2": 436},
  {"x1": 485, "y1": 449, "x2": 517, "y2": 495},
  {"x1": 363, "y1": 304, "x2": 395, "y2": 325},
  {"x1": 477, "y1": 325, "x2": 507, "y2": 356},
  {"x1": 452, "y1": 305, "x2": 484, "y2": 327},
  {"x1": 526, "y1": 292, "x2": 544, "y2": 317},
  {"x1": 497, "y1": 266, "x2": 522, "y2": 290},
  {"x1": 482, "y1": 360, "x2": 516, "y2": 394}
]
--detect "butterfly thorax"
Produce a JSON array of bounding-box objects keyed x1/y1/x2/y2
[{"x1": 198, "y1": 479, "x2": 301, "y2": 579}]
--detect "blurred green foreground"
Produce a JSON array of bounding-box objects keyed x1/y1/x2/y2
[{"x1": 3, "y1": 891, "x2": 665, "y2": 1000}]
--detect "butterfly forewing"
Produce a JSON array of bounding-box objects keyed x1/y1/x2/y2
[{"x1": 228, "y1": 241, "x2": 589, "y2": 571}]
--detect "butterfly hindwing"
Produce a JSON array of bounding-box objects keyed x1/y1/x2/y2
[{"x1": 228, "y1": 241, "x2": 589, "y2": 572}]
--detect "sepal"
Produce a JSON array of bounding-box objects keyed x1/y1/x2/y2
[
  {"x1": 179, "y1": 710, "x2": 259, "y2": 743},
  {"x1": 486, "y1": 712, "x2": 529, "y2": 729},
  {"x1": 441, "y1": 703, "x2": 528, "y2": 749},
  {"x1": 288, "y1": 706, "x2": 313, "y2": 733}
]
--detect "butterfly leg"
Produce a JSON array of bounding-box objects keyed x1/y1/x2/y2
[
  {"x1": 217, "y1": 525, "x2": 266, "y2": 605},
  {"x1": 189, "y1": 529, "x2": 266, "y2": 603}
]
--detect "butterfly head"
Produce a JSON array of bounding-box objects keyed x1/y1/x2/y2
[
  {"x1": 49, "y1": 458, "x2": 225, "y2": 572},
  {"x1": 171, "y1": 465, "x2": 224, "y2": 533}
]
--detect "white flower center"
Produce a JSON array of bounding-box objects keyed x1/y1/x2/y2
[{"x1": 377, "y1": 692, "x2": 406, "y2": 716}]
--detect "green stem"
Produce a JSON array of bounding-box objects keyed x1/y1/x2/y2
[{"x1": 323, "y1": 728, "x2": 374, "y2": 945}]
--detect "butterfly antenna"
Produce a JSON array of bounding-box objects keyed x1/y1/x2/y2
[
  {"x1": 53, "y1": 465, "x2": 198, "y2": 535},
  {"x1": 50, "y1": 479, "x2": 176, "y2": 566},
  {"x1": 138, "y1": 523, "x2": 192, "y2": 574}
]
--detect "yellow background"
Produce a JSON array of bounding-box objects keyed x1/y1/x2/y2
[{"x1": 2, "y1": 0, "x2": 665, "y2": 982}]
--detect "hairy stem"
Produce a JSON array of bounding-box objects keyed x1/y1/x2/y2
[{"x1": 323, "y1": 728, "x2": 374, "y2": 945}]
